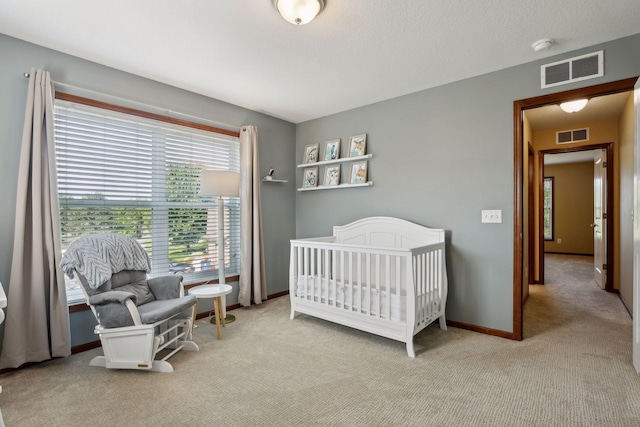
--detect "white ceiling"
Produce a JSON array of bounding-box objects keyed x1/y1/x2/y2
[
  {"x1": 1, "y1": 1, "x2": 639, "y2": 123},
  {"x1": 544, "y1": 150, "x2": 599, "y2": 165}
]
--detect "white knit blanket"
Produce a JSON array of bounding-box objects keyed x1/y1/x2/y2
[{"x1": 60, "y1": 234, "x2": 151, "y2": 289}]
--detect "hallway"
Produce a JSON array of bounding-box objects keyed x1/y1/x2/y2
[{"x1": 525, "y1": 253, "x2": 630, "y2": 341}]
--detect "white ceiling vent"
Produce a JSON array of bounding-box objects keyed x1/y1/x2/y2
[
  {"x1": 556, "y1": 128, "x2": 589, "y2": 144},
  {"x1": 541, "y1": 51, "x2": 603, "y2": 89}
]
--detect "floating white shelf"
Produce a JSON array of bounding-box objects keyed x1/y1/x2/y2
[
  {"x1": 298, "y1": 181, "x2": 373, "y2": 192},
  {"x1": 261, "y1": 178, "x2": 288, "y2": 183},
  {"x1": 296, "y1": 153, "x2": 373, "y2": 168}
]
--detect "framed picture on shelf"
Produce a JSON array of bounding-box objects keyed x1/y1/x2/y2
[
  {"x1": 324, "y1": 139, "x2": 340, "y2": 161},
  {"x1": 349, "y1": 161, "x2": 368, "y2": 184},
  {"x1": 302, "y1": 143, "x2": 319, "y2": 164},
  {"x1": 302, "y1": 167, "x2": 319, "y2": 188},
  {"x1": 348, "y1": 134, "x2": 367, "y2": 157},
  {"x1": 324, "y1": 165, "x2": 341, "y2": 186}
]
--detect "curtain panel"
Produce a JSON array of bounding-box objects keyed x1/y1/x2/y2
[
  {"x1": 0, "y1": 69, "x2": 70, "y2": 369},
  {"x1": 238, "y1": 126, "x2": 267, "y2": 306}
]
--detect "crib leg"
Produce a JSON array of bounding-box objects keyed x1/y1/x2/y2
[
  {"x1": 290, "y1": 308, "x2": 296, "y2": 320},
  {"x1": 406, "y1": 340, "x2": 416, "y2": 358},
  {"x1": 439, "y1": 314, "x2": 447, "y2": 330}
]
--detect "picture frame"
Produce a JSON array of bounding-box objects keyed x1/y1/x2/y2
[
  {"x1": 302, "y1": 143, "x2": 319, "y2": 164},
  {"x1": 323, "y1": 165, "x2": 341, "y2": 186},
  {"x1": 348, "y1": 134, "x2": 367, "y2": 157},
  {"x1": 324, "y1": 139, "x2": 341, "y2": 161},
  {"x1": 349, "y1": 161, "x2": 368, "y2": 184},
  {"x1": 302, "y1": 167, "x2": 319, "y2": 188}
]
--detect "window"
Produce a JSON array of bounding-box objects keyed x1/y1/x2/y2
[
  {"x1": 543, "y1": 177, "x2": 554, "y2": 241},
  {"x1": 54, "y1": 95, "x2": 240, "y2": 304}
]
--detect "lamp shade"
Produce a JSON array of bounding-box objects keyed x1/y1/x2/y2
[
  {"x1": 273, "y1": 0, "x2": 324, "y2": 25},
  {"x1": 201, "y1": 171, "x2": 240, "y2": 197}
]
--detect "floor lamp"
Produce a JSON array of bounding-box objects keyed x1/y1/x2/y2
[{"x1": 201, "y1": 170, "x2": 240, "y2": 323}]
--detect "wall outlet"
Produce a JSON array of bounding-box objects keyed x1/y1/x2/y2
[
  {"x1": 557, "y1": 238, "x2": 562, "y2": 244},
  {"x1": 481, "y1": 209, "x2": 502, "y2": 224}
]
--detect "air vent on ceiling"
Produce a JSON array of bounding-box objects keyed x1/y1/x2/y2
[
  {"x1": 541, "y1": 51, "x2": 603, "y2": 89},
  {"x1": 556, "y1": 128, "x2": 589, "y2": 144}
]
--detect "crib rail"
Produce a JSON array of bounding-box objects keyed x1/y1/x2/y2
[
  {"x1": 289, "y1": 238, "x2": 446, "y2": 330},
  {"x1": 411, "y1": 243, "x2": 447, "y2": 329}
]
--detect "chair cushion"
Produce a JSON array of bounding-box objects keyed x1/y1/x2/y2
[
  {"x1": 137, "y1": 294, "x2": 197, "y2": 325},
  {"x1": 109, "y1": 271, "x2": 155, "y2": 306},
  {"x1": 110, "y1": 270, "x2": 147, "y2": 288},
  {"x1": 116, "y1": 282, "x2": 155, "y2": 306}
]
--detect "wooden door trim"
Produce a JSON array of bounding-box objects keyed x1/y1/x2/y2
[
  {"x1": 537, "y1": 152, "x2": 545, "y2": 284},
  {"x1": 528, "y1": 143, "x2": 535, "y2": 286},
  {"x1": 513, "y1": 77, "x2": 637, "y2": 341}
]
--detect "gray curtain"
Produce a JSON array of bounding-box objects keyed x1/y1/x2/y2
[
  {"x1": 0, "y1": 69, "x2": 70, "y2": 369},
  {"x1": 238, "y1": 126, "x2": 267, "y2": 306}
]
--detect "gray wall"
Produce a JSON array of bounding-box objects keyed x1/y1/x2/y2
[
  {"x1": 1, "y1": 32, "x2": 639, "y2": 352},
  {"x1": 296, "y1": 33, "x2": 640, "y2": 334},
  {"x1": 0, "y1": 34, "x2": 296, "y2": 348}
]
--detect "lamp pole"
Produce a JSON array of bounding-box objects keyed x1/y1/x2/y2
[{"x1": 216, "y1": 196, "x2": 235, "y2": 323}]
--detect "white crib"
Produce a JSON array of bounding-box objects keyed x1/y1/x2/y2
[{"x1": 289, "y1": 216, "x2": 448, "y2": 357}]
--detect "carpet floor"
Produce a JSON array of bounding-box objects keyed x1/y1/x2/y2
[{"x1": 0, "y1": 254, "x2": 637, "y2": 426}]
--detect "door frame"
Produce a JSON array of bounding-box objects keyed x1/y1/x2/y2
[
  {"x1": 537, "y1": 143, "x2": 614, "y2": 292},
  {"x1": 513, "y1": 77, "x2": 637, "y2": 341},
  {"x1": 528, "y1": 143, "x2": 535, "y2": 287}
]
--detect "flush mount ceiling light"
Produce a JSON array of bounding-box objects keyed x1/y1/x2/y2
[
  {"x1": 559, "y1": 99, "x2": 588, "y2": 113},
  {"x1": 532, "y1": 38, "x2": 553, "y2": 52},
  {"x1": 272, "y1": 0, "x2": 324, "y2": 25}
]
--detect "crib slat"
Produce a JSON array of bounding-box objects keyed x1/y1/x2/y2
[
  {"x1": 318, "y1": 247, "x2": 323, "y2": 302},
  {"x1": 416, "y1": 253, "x2": 422, "y2": 324},
  {"x1": 374, "y1": 253, "x2": 381, "y2": 319},
  {"x1": 331, "y1": 249, "x2": 336, "y2": 307},
  {"x1": 364, "y1": 253, "x2": 370, "y2": 315},
  {"x1": 424, "y1": 252, "x2": 429, "y2": 322},
  {"x1": 295, "y1": 246, "x2": 304, "y2": 298},
  {"x1": 340, "y1": 250, "x2": 345, "y2": 308},
  {"x1": 395, "y1": 256, "x2": 401, "y2": 299},
  {"x1": 429, "y1": 251, "x2": 434, "y2": 319},
  {"x1": 357, "y1": 252, "x2": 362, "y2": 313},
  {"x1": 304, "y1": 247, "x2": 310, "y2": 300},
  {"x1": 385, "y1": 255, "x2": 391, "y2": 320}
]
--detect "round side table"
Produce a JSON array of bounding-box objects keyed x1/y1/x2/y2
[{"x1": 189, "y1": 284, "x2": 233, "y2": 340}]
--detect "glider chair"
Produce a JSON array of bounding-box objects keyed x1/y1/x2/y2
[{"x1": 61, "y1": 233, "x2": 199, "y2": 373}]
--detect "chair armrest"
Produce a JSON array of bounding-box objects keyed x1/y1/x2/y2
[
  {"x1": 147, "y1": 275, "x2": 183, "y2": 300},
  {"x1": 89, "y1": 291, "x2": 137, "y2": 306},
  {"x1": 90, "y1": 292, "x2": 142, "y2": 327}
]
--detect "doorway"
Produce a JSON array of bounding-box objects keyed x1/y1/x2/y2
[
  {"x1": 513, "y1": 77, "x2": 637, "y2": 341},
  {"x1": 537, "y1": 145, "x2": 613, "y2": 291}
]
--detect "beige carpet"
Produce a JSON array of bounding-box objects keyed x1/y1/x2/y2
[{"x1": 1, "y1": 254, "x2": 638, "y2": 426}]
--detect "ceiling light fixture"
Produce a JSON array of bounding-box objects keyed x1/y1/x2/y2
[
  {"x1": 272, "y1": 0, "x2": 324, "y2": 25},
  {"x1": 559, "y1": 99, "x2": 588, "y2": 113},
  {"x1": 531, "y1": 38, "x2": 553, "y2": 52}
]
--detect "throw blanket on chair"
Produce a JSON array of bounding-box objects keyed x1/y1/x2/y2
[{"x1": 60, "y1": 233, "x2": 151, "y2": 290}]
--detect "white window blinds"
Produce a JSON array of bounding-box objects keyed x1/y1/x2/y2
[{"x1": 54, "y1": 99, "x2": 240, "y2": 303}]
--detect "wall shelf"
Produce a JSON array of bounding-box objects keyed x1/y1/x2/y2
[
  {"x1": 262, "y1": 178, "x2": 288, "y2": 183},
  {"x1": 297, "y1": 153, "x2": 373, "y2": 168},
  {"x1": 298, "y1": 181, "x2": 373, "y2": 192}
]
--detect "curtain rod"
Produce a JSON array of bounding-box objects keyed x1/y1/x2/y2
[{"x1": 23, "y1": 72, "x2": 241, "y2": 132}]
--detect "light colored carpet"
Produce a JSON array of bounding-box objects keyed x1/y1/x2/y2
[{"x1": 0, "y1": 254, "x2": 638, "y2": 426}]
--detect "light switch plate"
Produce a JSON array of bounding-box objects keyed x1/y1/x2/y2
[{"x1": 481, "y1": 209, "x2": 502, "y2": 224}]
